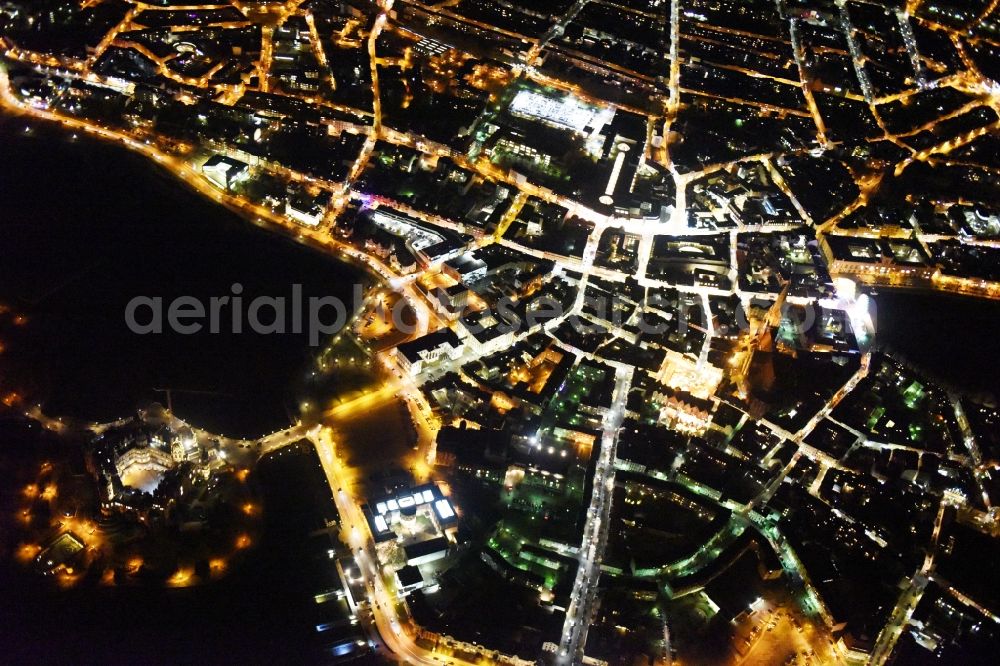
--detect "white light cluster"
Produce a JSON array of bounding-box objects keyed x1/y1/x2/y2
[
  {"x1": 509, "y1": 90, "x2": 597, "y2": 133},
  {"x1": 434, "y1": 499, "x2": 455, "y2": 520}
]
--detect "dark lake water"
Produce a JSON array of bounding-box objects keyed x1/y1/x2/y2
[
  {"x1": 873, "y1": 290, "x2": 1000, "y2": 401},
  {"x1": 0, "y1": 114, "x2": 368, "y2": 438}
]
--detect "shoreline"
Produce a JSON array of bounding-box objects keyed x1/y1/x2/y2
[
  {"x1": 0, "y1": 60, "x2": 404, "y2": 304},
  {"x1": 0, "y1": 64, "x2": 414, "y2": 439}
]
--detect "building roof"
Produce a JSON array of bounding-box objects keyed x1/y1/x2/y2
[
  {"x1": 444, "y1": 254, "x2": 487, "y2": 275},
  {"x1": 396, "y1": 564, "x2": 424, "y2": 588},
  {"x1": 404, "y1": 536, "x2": 450, "y2": 561},
  {"x1": 202, "y1": 154, "x2": 248, "y2": 172},
  {"x1": 397, "y1": 328, "x2": 462, "y2": 364}
]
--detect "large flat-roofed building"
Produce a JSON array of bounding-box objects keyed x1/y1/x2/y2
[
  {"x1": 363, "y1": 483, "x2": 460, "y2": 569},
  {"x1": 404, "y1": 536, "x2": 451, "y2": 567},
  {"x1": 821, "y1": 235, "x2": 937, "y2": 286},
  {"x1": 507, "y1": 88, "x2": 611, "y2": 136},
  {"x1": 364, "y1": 483, "x2": 459, "y2": 543},
  {"x1": 202, "y1": 154, "x2": 249, "y2": 191},
  {"x1": 443, "y1": 254, "x2": 488, "y2": 286},
  {"x1": 369, "y1": 208, "x2": 447, "y2": 257},
  {"x1": 395, "y1": 564, "x2": 426, "y2": 595},
  {"x1": 394, "y1": 328, "x2": 464, "y2": 376}
]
